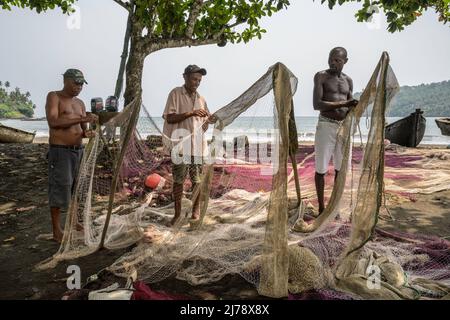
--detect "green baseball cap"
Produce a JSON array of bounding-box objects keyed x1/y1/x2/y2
[
  {"x1": 63, "y1": 68, "x2": 88, "y2": 84},
  {"x1": 183, "y1": 64, "x2": 207, "y2": 76}
]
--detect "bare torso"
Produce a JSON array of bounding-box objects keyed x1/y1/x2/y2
[
  {"x1": 47, "y1": 91, "x2": 86, "y2": 145},
  {"x1": 315, "y1": 70, "x2": 353, "y2": 121}
]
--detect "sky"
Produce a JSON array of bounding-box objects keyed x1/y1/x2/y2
[{"x1": 0, "y1": 0, "x2": 449, "y2": 117}]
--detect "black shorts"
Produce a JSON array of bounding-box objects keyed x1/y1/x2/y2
[{"x1": 47, "y1": 145, "x2": 84, "y2": 210}]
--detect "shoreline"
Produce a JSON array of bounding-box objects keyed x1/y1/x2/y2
[{"x1": 31, "y1": 136, "x2": 448, "y2": 149}]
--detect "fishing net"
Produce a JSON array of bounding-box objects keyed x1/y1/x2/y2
[{"x1": 36, "y1": 55, "x2": 450, "y2": 299}]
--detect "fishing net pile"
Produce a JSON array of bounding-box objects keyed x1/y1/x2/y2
[{"x1": 36, "y1": 54, "x2": 450, "y2": 299}]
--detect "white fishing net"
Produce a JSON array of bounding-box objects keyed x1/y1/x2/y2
[{"x1": 36, "y1": 55, "x2": 450, "y2": 299}]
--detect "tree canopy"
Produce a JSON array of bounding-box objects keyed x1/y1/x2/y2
[
  {"x1": 318, "y1": 0, "x2": 449, "y2": 32},
  {"x1": 2, "y1": 0, "x2": 448, "y2": 33},
  {"x1": 0, "y1": 0, "x2": 75, "y2": 13},
  {"x1": 0, "y1": 81, "x2": 35, "y2": 118}
]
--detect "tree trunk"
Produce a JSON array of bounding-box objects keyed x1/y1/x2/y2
[
  {"x1": 123, "y1": 38, "x2": 146, "y2": 107},
  {"x1": 113, "y1": 7, "x2": 133, "y2": 100}
]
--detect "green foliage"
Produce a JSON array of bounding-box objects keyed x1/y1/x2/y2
[
  {"x1": 0, "y1": 0, "x2": 76, "y2": 13},
  {"x1": 133, "y1": 0, "x2": 290, "y2": 45},
  {"x1": 0, "y1": 81, "x2": 35, "y2": 118},
  {"x1": 388, "y1": 80, "x2": 450, "y2": 117},
  {"x1": 317, "y1": 0, "x2": 449, "y2": 32}
]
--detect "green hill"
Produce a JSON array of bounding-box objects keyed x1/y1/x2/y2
[
  {"x1": 0, "y1": 81, "x2": 35, "y2": 119},
  {"x1": 356, "y1": 80, "x2": 450, "y2": 117}
]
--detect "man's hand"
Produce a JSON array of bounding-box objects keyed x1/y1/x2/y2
[
  {"x1": 191, "y1": 109, "x2": 208, "y2": 118},
  {"x1": 83, "y1": 129, "x2": 96, "y2": 139},
  {"x1": 346, "y1": 99, "x2": 359, "y2": 108},
  {"x1": 207, "y1": 114, "x2": 217, "y2": 124},
  {"x1": 83, "y1": 112, "x2": 99, "y2": 123}
]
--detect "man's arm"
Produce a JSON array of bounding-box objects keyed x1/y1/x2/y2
[
  {"x1": 45, "y1": 92, "x2": 94, "y2": 129},
  {"x1": 313, "y1": 73, "x2": 354, "y2": 111},
  {"x1": 79, "y1": 100, "x2": 97, "y2": 138},
  {"x1": 166, "y1": 109, "x2": 208, "y2": 124},
  {"x1": 80, "y1": 99, "x2": 88, "y2": 132},
  {"x1": 346, "y1": 77, "x2": 359, "y2": 109},
  {"x1": 347, "y1": 77, "x2": 353, "y2": 100}
]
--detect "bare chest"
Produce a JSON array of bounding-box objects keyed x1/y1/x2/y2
[
  {"x1": 323, "y1": 77, "x2": 350, "y2": 96},
  {"x1": 58, "y1": 99, "x2": 83, "y2": 117}
]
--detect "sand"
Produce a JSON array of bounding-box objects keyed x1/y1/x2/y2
[{"x1": 0, "y1": 141, "x2": 449, "y2": 299}]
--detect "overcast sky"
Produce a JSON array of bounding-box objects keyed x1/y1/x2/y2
[{"x1": 1, "y1": 0, "x2": 449, "y2": 117}]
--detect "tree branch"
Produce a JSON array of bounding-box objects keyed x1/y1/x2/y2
[
  {"x1": 112, "y1": 0, "x2": 131, "y2": 12},
  {"x1": 143, "y1": 17, "x2": 248, "y2": 54},
  {"x1": 146, "y1": 36, "x2": 218, "y2": 54},
  {"x1": 227, "y1": 20, "x2": 247, "y2": 30},
  {"x1": 186, "y1": 0, "x2": 206, "y2": 38}
]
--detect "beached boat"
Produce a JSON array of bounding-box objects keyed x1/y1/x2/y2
[
  {"x1": 385, "y1": 109, "x2": 426, "y2": 147},
  {"x1": 435, "y1": 118, "x2": 450, "y2": 136},
  {"x1": 0, "y1": 123, "x2": 36, "y2": 143},
  {"x1": 21, "y1": 117, "x2": 46, "y2": 121}
]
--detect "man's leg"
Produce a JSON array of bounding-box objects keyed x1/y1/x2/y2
[
  {"x1": 48, "y1": 147, "x2": 67, "y2": 242},
  {"x1": 189, "y1": 161, "x2": 203, "y2": 220},
  {"x1": 314, "y1": 120, "x2": 334, "y2": 215},
  {"x1": 315, "y1": 172, "x2": 326, "y2": 214},
  {"x1": 172, "y1": 182, "x2": 184, "y2": 225},
  {"x1": 191, "y1": 182, "x2": 201, "y2": 220},
  {"x1": 50, "y1": 207, "x2": 64, "y2": 242},
  {"x1": 171, "y1": 162, "x2": 187, "y2": 225}
]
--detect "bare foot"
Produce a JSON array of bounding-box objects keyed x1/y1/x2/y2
[
  {"x1": 169, "y1": 214, "x2": 181, "y2": 226},
  {"x1": 52, "y1": 229, "x2": 63, "y2": 243},
  {"x1": 191, "y1": 210, "x2": 200, "y2": 221}
]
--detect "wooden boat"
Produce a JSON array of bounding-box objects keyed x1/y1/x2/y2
[
  {"x1": 435, "y1": 118, "x2": 450, "y2": 136},
  {"x1": 0, "y1": 123, "x2": 36, "y2": 143},
  {"x1": 21, "y1": 117, "x2": 46, "y2": 121},
  {"x1": 385, "y1": 109, "x2": 426, "y2": 147}
]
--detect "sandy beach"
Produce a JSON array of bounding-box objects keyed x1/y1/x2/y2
[{"x1": 0, "y1": 140, "x2": 449, "y2": 299}]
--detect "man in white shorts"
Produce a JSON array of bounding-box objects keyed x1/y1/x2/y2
[{"x1": 313, "y1": 47, "x2": 358, "y2": 215}]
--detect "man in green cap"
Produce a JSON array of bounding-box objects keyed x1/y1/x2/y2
[{"x1": 45, "y1": 68, "x2": 98, "y2": 242}]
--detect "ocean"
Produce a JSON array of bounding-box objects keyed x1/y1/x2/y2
[{"x1": 2, "y1": 116, "x2": 450, "y2": 145}]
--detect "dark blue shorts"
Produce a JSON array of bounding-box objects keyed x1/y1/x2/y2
[{"x1": 47, "y1": 145, "x2": 83, "y2": 210}]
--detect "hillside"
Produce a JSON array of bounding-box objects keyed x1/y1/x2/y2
[{"x1": 355, "y1": 80, "x2": 450, "y2": 117}]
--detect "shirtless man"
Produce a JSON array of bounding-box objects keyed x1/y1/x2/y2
[
  {"x1": 313, "y1": 47, "x2": 358, "y2": 215},
  {"x1": 45, "y1": 69, "x2": 97, "y2": 242}
]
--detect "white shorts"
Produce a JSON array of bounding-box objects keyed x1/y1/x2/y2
[{"x1": 314, "y1": 115, "x2": 351, "y2": 174}]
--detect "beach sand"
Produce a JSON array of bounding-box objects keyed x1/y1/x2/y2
[{"x1": 0, "y1": 141, "x2": 449, "y2": 299}]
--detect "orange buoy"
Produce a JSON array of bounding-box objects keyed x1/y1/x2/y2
[{"x1": 145, "y1": 173, "x2": 162, "y2": 189}]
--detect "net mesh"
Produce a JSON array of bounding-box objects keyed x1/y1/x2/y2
[{"x1": 35, "y1": 56, "x2": 450, "y2": 299}]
